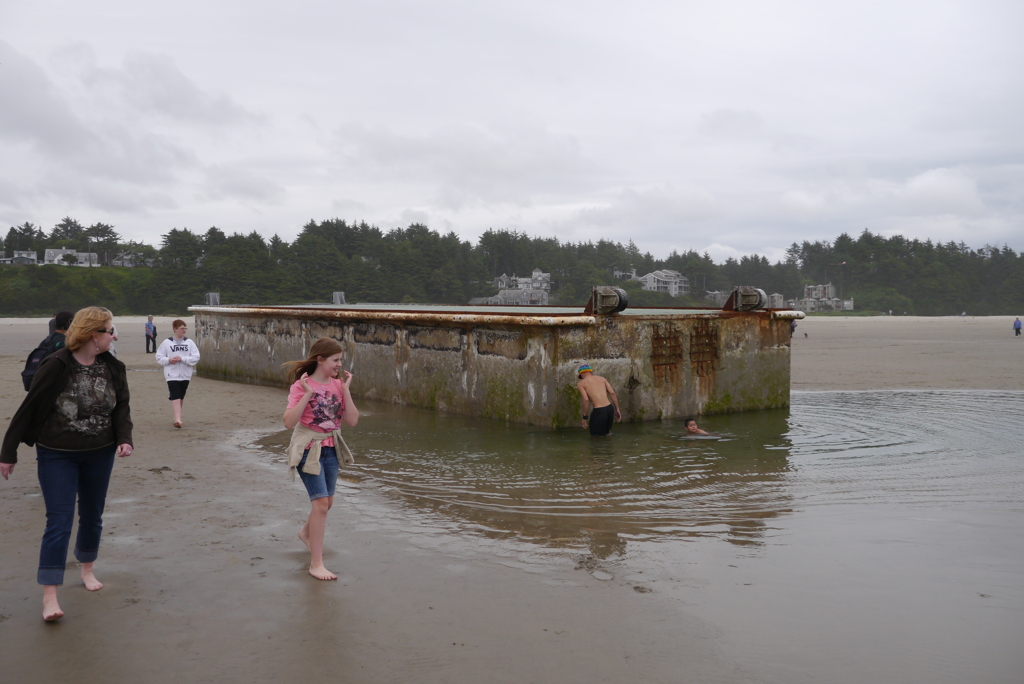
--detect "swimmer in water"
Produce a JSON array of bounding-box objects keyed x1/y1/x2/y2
[{"x1": 684, "y1": 418, "x2": 708, "y2": 435}]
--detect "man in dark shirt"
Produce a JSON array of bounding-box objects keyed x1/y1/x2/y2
[{"x1": 39, "y1": 311, "x2": 73, "y2": 357}]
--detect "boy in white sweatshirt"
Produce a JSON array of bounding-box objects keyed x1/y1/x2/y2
[{"x1": 156, "y1": 319, "x2": 201, "y2": 428}]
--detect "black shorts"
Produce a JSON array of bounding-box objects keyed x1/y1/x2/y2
[
  {"x1": 588, "y1": 404, "x2": 615, "y2": 436},
  {"x1": 167, "y1": 380, "x2": 190, "y2": 401}
]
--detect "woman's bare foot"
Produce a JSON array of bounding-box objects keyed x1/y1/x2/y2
[
  {"x1": 43, "y1": 587, "x2": 63, "y2": 622},
  {"x1": 81, "y1": 565, "x2": 103, "y2": 591},
  {"x1": 308, "y1": 563, "x2": 337, "y2": 581},
  {"x1": 297, "y1": 527, "x2": 310, "y2": 550}
]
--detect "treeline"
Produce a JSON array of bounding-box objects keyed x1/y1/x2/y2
[
  {"x1": 3, "y1": 218, "x2": 157, "y2": 265},
  {"x1": 2, "y1": 218, "x2": 1023, "y2": 315}
]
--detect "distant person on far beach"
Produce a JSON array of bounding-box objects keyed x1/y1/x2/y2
[
  {"x1": 1014, "y1": 318, "x2": 1022, "y2": 337},
  {"x1": 282, "y1": 337, "x2": 358, "y2": 581},
  {"x1": 145, "y1": 315, "x2": 157, "y2": 353},
  {"x1": 1, "y1": 306, "x2": 134, "y2": 622},
  {"x1": 107, "y1": 324, "x2": 119, "y2": 357},
  {"x1": 684, "y1": 418, "x2": 708, "y2": 435},
  {"x1": 156, "y1": 320, "x2": 200, "y2": 428},
  {"x1": 577, "y1": 364, "x2": 621, "y2": 436}
]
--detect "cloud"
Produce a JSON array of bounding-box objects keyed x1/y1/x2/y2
[
  {"x1": 330, "y1": 122, "x2": 590, "y2": 207},
  {"x1": 398, "y1": 208, "x2": 432, "y2": 227},
  {"x1": 778, "y1": 190, "x2": 827, "y2": 217},
  {"x1": 330, "y1": 198, "x2": 369, "y2": 215},
  {"x1": 2, "y1": 2, "x2": 1023, "y2": 256},
  {"x1": 201, "y1": 164, "x2": 286, "y2": 204},
  {"x1": 697, "y1": 109, "x2": 765, "y2": 141},
  {"x1": 0, "y1": 40, "x2": 97, "y2": 157},
  {"x1": 48, "y1": 42, "x2": 261, "y2": 128},
  {"x1": 574, "y1": 185, "x2": 721, "y2": 231},
  {"x1": 702, "y1": 242, "x2": 746, "y2": 263},
  {"x1": 896, "y1": 167, "x2": 985, "y2": 216},
  {"x1": 0, "y1": 42, "x2": 198, "y2": 193}
]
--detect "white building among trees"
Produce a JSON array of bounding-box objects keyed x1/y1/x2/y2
[
  {"x1": 473, "y1": 267, "x2": 552, "y2": 305},
  {"x1": 0, "y1": 250, "x2": 39, "y2": 265},
  {"x1": 43, "y1": 248, "x2": 99, "y2": 266},
  {"x1": 787, "y1": 283, "x2": 854, "y2": 312},
  {"x1": 638, "y1": 269, "x2": 689, "y2": 296}
]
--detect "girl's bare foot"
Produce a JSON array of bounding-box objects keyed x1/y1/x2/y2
[
  {"x1": 43, "y1": 587, "x2": 63, "y2": 622},
  {"x1": 308, "y1": 563, "x2": 337, "y2": 581},
  {"x1": 81, "y1": 566, "x2": 103, "y2": 591},
  {"x1": 297, "y1": 527, "x2": 310, "y2": 550}
]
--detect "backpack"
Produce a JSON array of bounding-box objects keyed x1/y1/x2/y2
[{"x1": 21, "y1": 333, "x2": 64, "y2": 391}]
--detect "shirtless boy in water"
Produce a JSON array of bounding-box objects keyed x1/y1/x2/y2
[
  {"x1": 577, "y1": 364, "x2": 622, "y2": 436},
  {"x1": 684, "y1": 418, "x2": 708, "y2": 435}
]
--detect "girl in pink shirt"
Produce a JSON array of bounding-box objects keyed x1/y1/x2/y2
[{"x1": 282, "y1": 337, "x2": 359, "y2": 580}]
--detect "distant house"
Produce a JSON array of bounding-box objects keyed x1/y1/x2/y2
[
  {"x1": 470, "y1": 290, "x2": 548, "y2": 306},
  {"x1": 0, "y1": 250, "x2": 38, "y2": 265},
  {"x1": 638, "y1": 269, "x2": 689, "y2": 296},
  {"x1": 492, "y1": 268, "x2": 551, "y2": 293},
  {"x1": 111, "y1": 251, "x2": 156, "y2": 268},
  {"x1": 768, "y1": 293, "x2": 785, "y2": 308},
  {"x1": 613, "y1": 267, "x2": 638, "y2": 280},
  {"x1": 478, "y1": 268, "x2": 551, "y2": 305},
  {"x1": 787, "y1": 283, "x2": 853, "y2": 312},
  {"x1": 705, "y1": 290, "x2": 730, "y2": 307},
  {"x1": 482, "y1": 289, "x2": 549, "y2": 306},
  {"x1": 43, "y1": 248, "x2": 99, "y2": 266}
]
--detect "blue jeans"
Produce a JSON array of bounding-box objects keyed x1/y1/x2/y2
[
  {"x1": 36, "y1": 444, "x2": 117, "y2": 585},
  {"x1": 297, "y1": 447, "x2": 339, "y2": 501}
]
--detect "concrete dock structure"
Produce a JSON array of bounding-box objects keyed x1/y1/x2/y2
[{"x1": 188, "y1": 303, "x2": 801, "y2": 427}]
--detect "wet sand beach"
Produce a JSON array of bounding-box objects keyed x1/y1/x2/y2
[
  {"x1": 1, "y1": 315, "x2": 1022, "y2": 683},
  {"x1": 790, "y1": 314, "x2": 1023, "y2": 390}
]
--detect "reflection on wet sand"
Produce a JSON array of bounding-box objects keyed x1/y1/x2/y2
[{"x1": 255, "y1": 401, "x2": 796, "y2": 559}]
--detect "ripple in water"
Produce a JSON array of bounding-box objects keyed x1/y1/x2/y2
[
  {"x1": 254, "y1": 391, "x2": 1024, "y2": 555},
  {"x1": 787, "y1": 390, "x2": 1024, "y2": 508}
]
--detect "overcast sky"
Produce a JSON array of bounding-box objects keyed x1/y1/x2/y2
[{"x1": 2, "y1": 1, "x2": 1022, "y2": 262}]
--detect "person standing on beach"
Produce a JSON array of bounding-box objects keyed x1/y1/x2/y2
[
  {"x1": 1, "y1": 306, "x2": 134, "y2": 622},
  {"x1": 145, "y1": 315, "x2": 157, "y2": 353},
  {"x1": 39, "y1": 311, "x2": 73, "y2": 356},
  {"x1": 1014, "y1": 318, "x2": 1021, "y2": 337},
  {"x1": 577, "y1": 363, "x2": 622, "y2": 436},
  {"x1": 282, "y1": 337, "x2": 359, "y2": 581},
  {"x1": 156, "y1": 319, "x2": 200, "y2": 428}
]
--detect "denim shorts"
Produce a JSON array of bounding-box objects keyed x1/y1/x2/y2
[{"x1": 296, "y1": 446, "x2": 339, "y2": 501}]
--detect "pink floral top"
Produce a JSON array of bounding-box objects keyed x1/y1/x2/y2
[{"x1": 287, "y1": 377, "x2": 345, "y2": 448}]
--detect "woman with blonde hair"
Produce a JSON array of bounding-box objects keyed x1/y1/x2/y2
[
  {"x1": 282, "y1": 337, "x2": 358, "y2": 580},
  {"x1": 1, "y1": 306, "x2": 134, "y2": 622}
]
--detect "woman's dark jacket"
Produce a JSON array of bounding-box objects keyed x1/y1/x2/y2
[{"x1": 1, "y1": 348, "x2": 133, "y2": 464}]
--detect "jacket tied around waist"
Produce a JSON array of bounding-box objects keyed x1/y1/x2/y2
[{"x1": 285, "y1": 423, "x2": 354, "y2": 481}]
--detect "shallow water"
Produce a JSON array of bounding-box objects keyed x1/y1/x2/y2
[
  {"x1": 260, "y1": 403, "x2": 799, "y2": 552},
  {"x1": 254, "y1": 390, "x2": 1024, "y2": 683}
]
